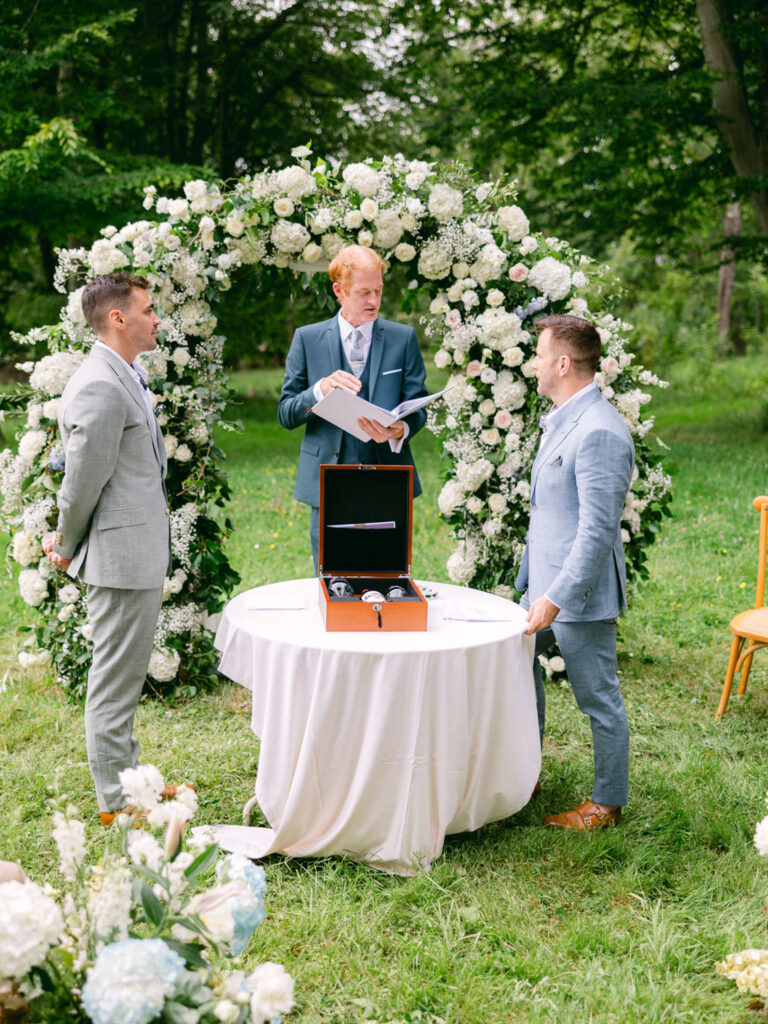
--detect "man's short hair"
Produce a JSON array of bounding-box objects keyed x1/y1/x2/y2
[
  {"x1": 81, "y1": 272, "x2": 150, "y2": 332},
  {"x1": 535, "y1": 314, "x2": 602, "y2": 375},
  {"x1": 328, "y1": 245, "x2": 386, "y2": 289}
]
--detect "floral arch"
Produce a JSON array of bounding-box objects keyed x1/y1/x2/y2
[{"x1": 0, "y1": 149, "x2": 671, "y2": 697}]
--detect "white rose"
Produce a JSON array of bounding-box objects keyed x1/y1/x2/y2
[
  {"x1": 466, "y1": 496, "x2": 484, "y2": 514},
  {"x1": 225, "y1": 212, "x2": 245, "y2": 237},
  {"x1": 344, "y1": 209, "x2": 364, "y2": 229},
  {"x1": 273, "y1": 197, "x2": 294, "y2": 218},
  {"x1": 434, "y1": 349, "x2": 452, "y2": 369},
  {"x1": 479, "y1": 398, "x2": 496, "y2": 417},
  {"x1": 172, "y1": 348, "x2": 191, "y2": 368},
  {"x1": 481, "y1": 427, "x2": 501, "y2": 446},
  {"x1": 486, "y1": 289, "x2": 505, "y2": 307},
  {"x1": 394, "y1": 243, "x2": 416, "y2": 262},
  {"x1": 59, "y1": 583, "x2": 80, "y2": 604},
  {"x1": 502, "y1": 347, "x2": 524, "y2": 367},
  {"x1": 168, "y1": 198, "x2": 190, "y2": 220},
  {"x1": 301, "y1": 242, "x2": 323, "y2": 263},
  {"x1": 452, "y1": 262, "x2": 470, "y2": 279},
  {"x1": 488, "y1": 493, "x2": 508, "y2": 515},
  {"x1": 175, "y1": 444, "x2": 193, "y2": 463},
  {"x1": 519, "y1": 235, "x2": 538, "y2": 256},
  {"x1": 360, "y1": 198, "x2": 379, "y2": 220}
]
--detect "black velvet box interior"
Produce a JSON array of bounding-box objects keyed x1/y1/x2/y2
[{"x1": 319, "y1": 465, "x2": 412, "y2": 576}]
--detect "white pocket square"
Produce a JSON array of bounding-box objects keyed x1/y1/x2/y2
[{"x1": 382, "y1": 368, "x2": 402, "y2": 375}]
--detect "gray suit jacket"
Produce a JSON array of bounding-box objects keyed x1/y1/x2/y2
[
  {"x1": 515, "y1": 386, "x2": 635, "y2": 622},
  {"x1": 53, "y1": 344, "x2": 171, "y2": 589},
  {"x1": 278, "y1": 316, "x2": 428, "y2": 507}
]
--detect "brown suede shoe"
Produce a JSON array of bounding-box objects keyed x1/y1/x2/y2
[
  {"x1": 100, "y1": 806, "x2": 146, "y2": 827},
  {"x1": 544, "y1": 800, "x2": 621, "y2": 830},
  {"x1": 160, "y1": 783, "x2": 197, "y2": 799}
]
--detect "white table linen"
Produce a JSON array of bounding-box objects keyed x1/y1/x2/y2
[{"x1": 206, "y1": 578, "x2": 539, "y2": 875}]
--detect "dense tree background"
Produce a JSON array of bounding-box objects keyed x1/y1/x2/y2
[{"x1": 2, "y1": 0, "x2": 767, "y2": 370}]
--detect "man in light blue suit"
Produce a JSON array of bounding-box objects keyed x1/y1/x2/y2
[
  {"x1": 43, "y1": 272, "x2": 173, "y2": 824},
  {"x1": 279, "y1": 245, "x2": 428, "y2": 568},
  {"x1": 516, "y1": 315, "x2": 635, "y2": 830}
]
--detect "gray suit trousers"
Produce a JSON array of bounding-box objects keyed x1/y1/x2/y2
[
  {"x1": 533, "y1": 618, "x2": 629, "y2": 807},
  {"x1": 85, "y1": 584, "x2": 164, "y2": 811}
]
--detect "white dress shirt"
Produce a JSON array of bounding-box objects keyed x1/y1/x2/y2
[
  {"x1": 312, "y1": 313, "x2": 408, "y2": 453},
  {"x1": 94, "y1": 340, "x2": 155, "y2": 424}
]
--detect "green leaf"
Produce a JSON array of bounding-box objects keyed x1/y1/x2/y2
[
  {"x1": 183, "y1": 842, "x2": 219, "y2": 884},
  {"x1": 163, "y1": 938, "x2": 209, "y2": 969},
  {"x1": 139, "y1": 880, "x2": 165, "y2": 927}
]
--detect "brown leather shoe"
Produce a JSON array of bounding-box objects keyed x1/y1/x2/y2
[
  {"x1": 544, "y1": 800, "x2": 621, "y2": 830},
  {"x1": 532, "y1": 780, "x2": 542, "y2": 797},
  {"x1": 160, "y1": 784, "x2": 197, "y2": 799}
]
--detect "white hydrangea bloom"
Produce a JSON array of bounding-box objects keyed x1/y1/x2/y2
[
  {"x1": 0, "y1": 880, "x2": 64, "y2": 978},
  {"x1": 428, "y1": 183, "x2": 464, "y2": 222},
  {"x1": 148, "y1": 647, "x2": 181, "y2": 682},
  {"x1": 528, "y1": 256, "x2": 572, "y2": 300},
  {"x1": 497, "y1": 205, "x2": 530, "y2": 241},
  {"x1": 342, "y1": 162, "x2": 380, "y2": 197}
]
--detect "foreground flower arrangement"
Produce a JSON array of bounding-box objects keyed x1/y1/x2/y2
[
  {"x1": 0, "y1": 766, "x2": 295, "y2": 1024},
  {"x1": 0, "y1": 148, "x2": 671, "y2": 695}
]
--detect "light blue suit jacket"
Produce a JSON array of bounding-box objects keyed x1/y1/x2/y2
[
  {"x1": 278, "y1": 316, "x2": 428, "y2": 507},
  {"x1": 515, "y1": 385, "x2": 635, "y2": 622}
]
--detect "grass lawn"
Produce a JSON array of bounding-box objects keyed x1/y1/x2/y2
[{"x1": 2, "y1": 356, "x2": 768, "y2": 1022}]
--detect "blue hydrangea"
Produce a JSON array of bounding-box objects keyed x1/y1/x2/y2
[
  {"x1": 47, "y1": 451, "x2": 65, "y2": 473},
  {"x1": 216, "y1": 855, "x2": 267, "y2": 955},
  {"x1": 81, "y1": 938, "x2": 186, "y2": 1024}
]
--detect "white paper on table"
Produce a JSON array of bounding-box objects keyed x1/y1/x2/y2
[
  {"x1": 311, "y1": 386, "x2": 447, "y2": 442},
  {"x1": 439, "y1": 603, "x2": 518, "y2": 623}
]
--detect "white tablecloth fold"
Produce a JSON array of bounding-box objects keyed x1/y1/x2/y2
[{"x1": 201, "y1": 579, "x2": 539, "y2": 875}]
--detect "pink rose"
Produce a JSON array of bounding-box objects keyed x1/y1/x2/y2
[
  {"x1": 601, "y1": 356, "x2": 619, "y2": 377},
  {"x1": 466, "y1": 360, "x2": 482, "y2": 377},
  {"x1": 509, "y1": 263, "x2": 528, "y2": 282},
  {"x1": 445, "y1": 309, "x2": 462, "y2": 329},
  {"x1": 494, "y1": 409, "x2": 513, "y2": 429}
]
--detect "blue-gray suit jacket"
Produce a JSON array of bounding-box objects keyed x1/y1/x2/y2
[
  {"x1": 278, "y1": 316, "x2": 428, "y2": 507},
  {"x1": 515, "y1": 385, "x2": 635, "y2": 622}
]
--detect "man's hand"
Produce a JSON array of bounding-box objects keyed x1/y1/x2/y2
[
  {"x1": 42, "y1": 532, "x2": 72, "y2": 572},
  {"x1": 524, "y1": 595, "x2": 560, "y2": 635},
  {"x1": 320, "y1": 370, "x2": 361, "y2": 396},
  {"x1": 358, "y1": 417, "x2": 405, "y2": 442}
]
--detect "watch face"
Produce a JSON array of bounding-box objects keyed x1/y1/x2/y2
[
  {"x1": 329, "y1": 576, "x2": 354, "y2": 598},
  {"x1": 386, "y1": 585, "x2": 407, "y2": 600},
  {"x1": 361, "y1": 590, "x2": 385, "y2": 603}
]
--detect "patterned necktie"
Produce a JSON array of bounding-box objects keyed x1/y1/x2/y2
[{"x1": 348, "y1": 328, "x2": 365, "y2": 379}]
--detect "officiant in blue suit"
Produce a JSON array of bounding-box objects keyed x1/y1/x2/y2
[
  {"x1": 517, "y1": 314, "x2": 635, "y2": 832},
  {"x1": 278, "y1": 244, "x2": 428, "y2": 569}
]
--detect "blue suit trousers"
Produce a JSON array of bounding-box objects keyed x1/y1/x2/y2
[{"x1": 533, "y1": 619, "x2": 629, "y2": 807}]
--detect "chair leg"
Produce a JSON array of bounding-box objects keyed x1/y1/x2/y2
[
  {"x1": 738, "y1": 649, "x2": 756, "y2": 695},
  {"x1": 717, "y1": 635, "x2": 745, "y2": 719}
]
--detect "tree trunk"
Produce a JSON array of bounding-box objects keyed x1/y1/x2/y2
[
  {"x1": 696, "y1": 0, "x2": 768, "y2": 236},
  {"x1": 717, "y1": 200, "x2": 742, "y2": 351}
]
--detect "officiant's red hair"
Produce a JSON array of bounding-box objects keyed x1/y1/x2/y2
[{"x1": 328, "y1": 245, "x2": 386, "y2": 289}]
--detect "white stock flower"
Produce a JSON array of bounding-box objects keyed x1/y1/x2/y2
[
  {"x1": 0, "y1": 880, "x2": 63, "y2": 978},
  {"x1": 342, "y1": 162, "x2": 380, "y2": 197},
  {"x1": 248, "y1": 962, "x2": 296, "y2": 1024},
  {"x1": 428, "y1": 183, "x2": 463, "y2": 222},
  {"x1": 52, "y1": 811, "x2": 86, "y2": 882},
  {"x1": 498, "y1": 205, "x2": 530, "y2": 241}
]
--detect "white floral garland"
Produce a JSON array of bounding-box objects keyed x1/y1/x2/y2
[{"x1": 0, "y1": 147, "x2": 671, "y2": 693}]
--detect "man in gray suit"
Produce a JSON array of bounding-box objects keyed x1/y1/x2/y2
[
  {"x1": 43, "y1": 272, "x2": 172, "y2": 824},
  {"x1": 516, "y1": 315, "x2": 635, "y2": 830}
]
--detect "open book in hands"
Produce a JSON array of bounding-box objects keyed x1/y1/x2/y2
[{"x1": 310, "y1": 387, "x2": 447, "y2": 443}]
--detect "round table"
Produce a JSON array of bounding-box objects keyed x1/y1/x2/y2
[{"x1": 206, "y1": 578, "x2": 539, "y2": 875}]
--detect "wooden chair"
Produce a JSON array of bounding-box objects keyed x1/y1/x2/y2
[{"x1": 716, "y1": 495, "x2": 768, "y2": 718}]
